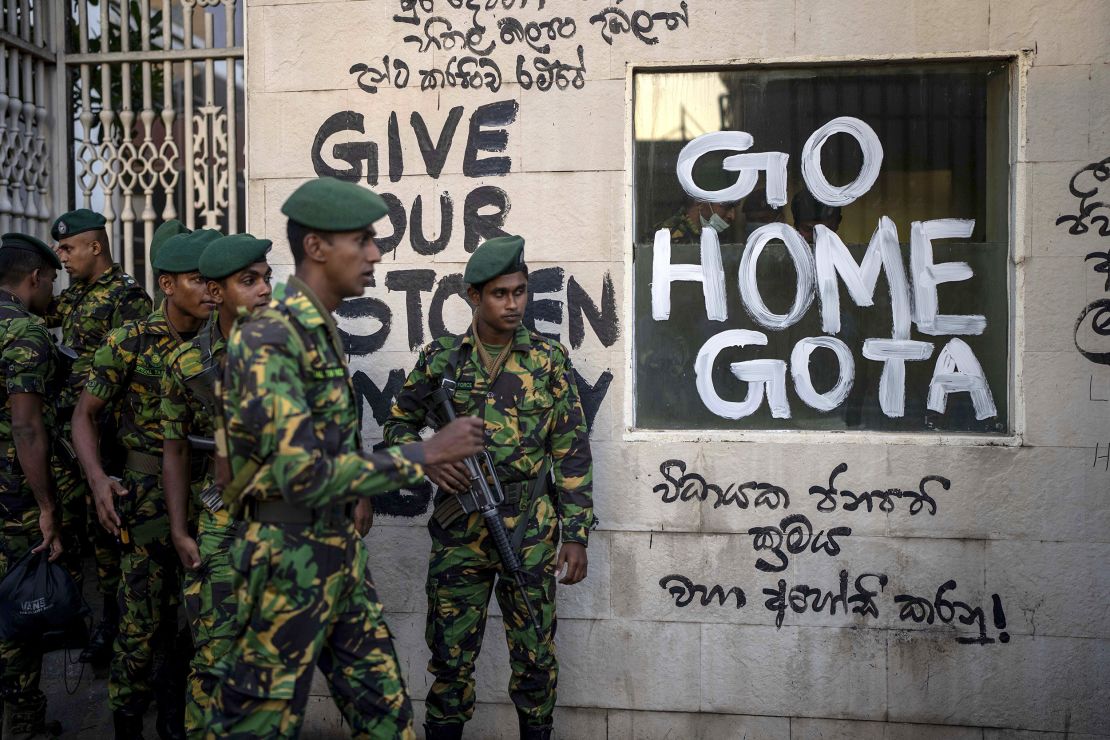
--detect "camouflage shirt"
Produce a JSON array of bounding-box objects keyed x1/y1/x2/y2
[
  {"x1": 45, "y1": 263, "x2": 151, "y2": 409},
  {"x1": 0, "y1": 290, "x2": 57, "y2": 517},
  {"x1": 384, "y1": 324, "x2": 595, "y2": 545},
  {"x1": 161, "y1": 317, "x2": 225, "y2": 446},
  {"x1": 222, "y1": 276, "x2": 425, "y2": 510},
  {"x1": 85, "y1": 301, "x2": 190, "y2": 456},
  {"x1": 652, "y1": 209, "x2": 702, "y2": 244}
]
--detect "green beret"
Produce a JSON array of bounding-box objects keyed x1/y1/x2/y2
[
  {"x1": 281, "y1": 177, "x2": 389, "y2": 231},
  {"x1": 199, "y1": 233, "x2": 272, "y2": 279},
  {"x1": 464, "y1": 235, "x2": 526, "y2": 285},
  {"x1": 150, "y1": 219, "x2": 191, "y2": 269},
  {"x1": 153, "y1": 228, "x2": 222, "y2": 274},
  {"x1": 1, "y1": 232, "x2": 62, "y2": 270},
  {"x1": 51, "y1": 209, "x2": 106, "y2": 240}
]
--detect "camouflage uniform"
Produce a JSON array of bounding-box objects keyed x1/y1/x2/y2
[
  {"x1": 45, "y1": 263, "x2": 150, "y2": 606},
  {"x1": 653, "y1": 209, "x2": 702, "y2": 244},
  {"x1": 384, "y1": 323, "x2": 594, "y2": 730},
  {"x1": 206, "y1": 277, "x2": 423, "y2": 739},
  {"x1": 160, "y1": 317, "x2": 239, "y2": 738},
  {"x1": 85, "y1": 301, "x2": 189, "y2": 716},
  {"x1": 0, "y1": 290, "x2": 64, "y2": 732}
]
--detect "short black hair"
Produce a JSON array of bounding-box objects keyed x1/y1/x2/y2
[
  {"x1": 0, "y1": 247, "x2": 52, "y2": 287},
  {"x1": 288, "y1": 220, "x2": 337, "y2": 265},
  {"x1": 471, "y1": 264, "x2": 529, "y2": 294},
  {"x1": 90, "y1": 227, "x2": 111, "y2": 252}
]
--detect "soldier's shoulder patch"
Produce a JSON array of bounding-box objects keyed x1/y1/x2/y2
[
  {"x1": 164, "y1": 339, "x2": 199, "y2": 375},
  {"x1": 238, "y1": 309, "x2": 295, "y2": 349},
  {"x1": 423, "y1": 334, "x2": 459, "y2": 356},
  {"x1": 528, "y1": 330, "x2": 567, "y2": 355}
]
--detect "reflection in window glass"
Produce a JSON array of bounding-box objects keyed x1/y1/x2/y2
[{"x1": 633, "y1": 61, "x2": 1011, "y2": 433}]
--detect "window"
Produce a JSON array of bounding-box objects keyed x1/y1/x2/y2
[{"x1": 632, "y1": 60, "x2": 1011, "y2": 433}]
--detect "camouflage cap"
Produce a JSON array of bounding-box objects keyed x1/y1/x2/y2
[
  {"x1": 280, "y1": 177, "x2": 389, "y2": 231},
  {"x1": 51, "y1": 209, "x2": 106, "y2": 240},
  {"x1": 199, "y1": 233, "x2": 272, "y2": 279},
  {"x1": 154, "y1": 228, "x2": 222, "y2": 274},
  {"x1": 463, "y1": 235, "x2": 526, "y2": 285},
  {"x1": 150, "y1": 219, "x2": 191, "y2": 269},
  {"x1": 1, "y1": 232, "x2": 62, "y2": 270}
]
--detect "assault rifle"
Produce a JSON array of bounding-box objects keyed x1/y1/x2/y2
[{"x1": 423, "y1": 380, "x2": 543, "y2": 640}]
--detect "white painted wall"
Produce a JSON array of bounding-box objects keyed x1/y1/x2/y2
[{"x1": 244, "y1": 1, "x2": 1110, "y2": 736}]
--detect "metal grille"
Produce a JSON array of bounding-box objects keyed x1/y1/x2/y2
[
  {"x1": 0, "y1": 0, "x2": 58, "y2": 240},
  {"x1": 65, "y1": 0, "x2": 244, "y2": 293}
]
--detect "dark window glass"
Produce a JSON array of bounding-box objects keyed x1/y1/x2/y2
[{"x1": 633, "y1": 61, "x2": 1011, "y2": 433}]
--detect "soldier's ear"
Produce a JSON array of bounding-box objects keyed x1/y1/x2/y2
[
  {"x1": 88, "y1": 239, "x2": 103, "y2": 257},
  {"x1": 301, "y1": 232, "x2": 328, "y2": 264},
  {"x1": 466, "y1": 284, "x2": 482, "y2": 306},
  {"x1": 158, "y1": 272, "x2": 175, "y2": 296},
  {"x1": 207, "y1": 280, "x2": 223, "y2": 304}
]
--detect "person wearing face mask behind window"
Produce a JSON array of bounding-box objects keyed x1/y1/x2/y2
[{"x1": 652, "y1": 194, "x2": 737, "y2": 244}]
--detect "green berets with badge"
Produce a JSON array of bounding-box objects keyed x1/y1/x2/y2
[
  {"x1": 150, "y1": 219, "x2": 191, "y2": 269},
  {"x1": 154, "y1": 229, "x2": 221, "y2": 274},
  {"x1": 463, "y1": 235, "x2": 525, "y2": 285},
  {"x1": 2, "y1": 232, "x2": 63, "y2": 269},
  {"x1": 199, "y1": 234, "x2": 272, "y2": 280},
  {"x1": 51, "y1": 209, "x2": 107, "y2": 240},
  {"x1": 280, "y1": 176, "x2": 389, "y2": 230}
]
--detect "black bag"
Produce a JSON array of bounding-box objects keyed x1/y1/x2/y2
[{"x1": 0, "y1": 546, "x2": 89, "y2": 651}]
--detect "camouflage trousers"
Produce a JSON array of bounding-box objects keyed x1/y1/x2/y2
[
  {"x1": 108, "y1": 467, "x2": 184, "y2": 715},
  {"x1": 182, "y1": 507, "x2": 240, "y2": 739},
  {"x1": 0, "y1": 509, "x2": 79, "y2": 732},
  {"x1": 55, "y1": 421, "x2": 118, "y2": 602},
  {"x1": 425, "y1": 494, "x2": 559, "y2": 727},
  {"x1": 205, "y1": 520, "x2": 414, "y2": 740}
]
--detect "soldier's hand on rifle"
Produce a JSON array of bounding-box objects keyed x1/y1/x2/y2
[
  {"x1": 426, "y1": 461, "x2": 470, "y2": 494},
  {"x1": 90, "y1": 474, "x2": 128, "y2": 536},
  {"x1": 172, "y1": 531, "x2": 202, "y2": 571},
  {"x1": 423, "y1": 416, "x2": 484, "y2": 464},
  {"x1": 556, "y1": 542, "x2": 588, "y2": 585}
]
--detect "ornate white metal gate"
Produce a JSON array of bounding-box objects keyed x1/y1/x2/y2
[
  {"x1": 0, "y1": 0, "x2": 59, "y2": 241},
  {"x1": 0, "y1": 0, "x2": 244, "y2": 294}
]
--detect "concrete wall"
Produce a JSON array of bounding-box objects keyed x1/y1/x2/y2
[{"x1": 244, "y1": 0, "x2": 1109, "y2": 736}]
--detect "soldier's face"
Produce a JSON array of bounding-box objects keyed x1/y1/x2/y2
[
  {"x1": 212, "y1": 261, "x2": 273, "y2": 315},
  {"x1": 55, "y1": 233, "x2": 99, "y2": 281},
  {"x1": 320, "y1": 227, "x2": 380, "y2": 299},
  {"x1": 28, "y1": 267, "x2": 56, "y2": 314},
  {"x1": 469, "y1": 271, "x2": 529, "y2": 335},
  {"x1": 163, "y1": 271, "x2": 214, "y2": 320}
]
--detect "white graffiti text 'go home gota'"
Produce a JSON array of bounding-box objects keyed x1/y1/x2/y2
[{"x1": 652, "y1": 116, "x2": 996, "y2": 422}]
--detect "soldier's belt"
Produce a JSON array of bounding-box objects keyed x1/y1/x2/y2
[
  {"x1": 244, "y1": 498, "x2": 351, "y2": 527},
  {"x1": 124, "y1": 450, "x2": 162, "y2": 476}
]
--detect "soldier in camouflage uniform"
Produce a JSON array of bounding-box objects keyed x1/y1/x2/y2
[
  {"x1": 651, "y1": 195, "x2": 737, "y2": 244},
  {"x1": 384, "y1": 235, "x2": 595, "y2": 740},
  {"x1": 0, "y1": 233, "x2": 67, "y2": 738},
  {"x1": 73, "y1": 229, "x2": 220, "y2": 739},
  {"x1": 160, "y1": 234, "x2": 273, "y2": 739},
  {"x1": 205, "y1": 177, "x2": 483, "y2": 740},
  {"x1": 47, "y1": 209, "x2": 155, "y2": 665}
]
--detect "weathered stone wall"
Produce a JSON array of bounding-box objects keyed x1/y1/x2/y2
[{"x1": 244, "y1": 1, "x2": 1110, "y2": 736}]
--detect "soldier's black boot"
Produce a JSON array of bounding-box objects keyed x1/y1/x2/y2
[
  {"x1": 152, "y1": 630, "x2": 188, "y2": 740},
  {"x1": 424, "y1": 722, "x2": 465, "y2": 740},
  {"x1": 517, "y1": 713, "x2": 553, "y2": 740},
  {"x1": 112, "y1": 709, "x2": 145, "y2": 740},
  {"x1": 4, "y1": 693, "x2": 62, "y2": 738},
  {"x1": 80, "y1": 599, "x2": 119, "y2": 665}
]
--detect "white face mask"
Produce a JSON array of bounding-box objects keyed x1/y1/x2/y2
[{"x1": 700, "y1": 212, "x2": 731, "y2": 234}]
